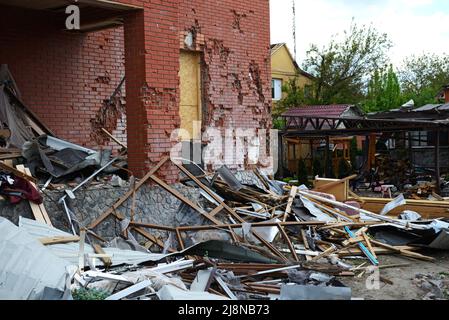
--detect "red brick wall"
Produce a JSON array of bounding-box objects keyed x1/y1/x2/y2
[
  {"x1": 178, "y1": 0, "x2": 273, "y2": 171},
  {"x1": 0, "y1": 5, "x2": 126, "y2": 150},
  {"x1": 120, "y1": 1, "x2": 181, "y2": 181},
  {"x1": 0, "y1": 1, "x2": 271, "y2": 180}
]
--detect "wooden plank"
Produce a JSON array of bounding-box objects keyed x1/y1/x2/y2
[
  {"x1": 301, "y1": 229, "x2": 313, "y2": 261},
  {"x1": 370, "y1": 239, "x2": 435, "y2": 261},
  {"x1": 362, "y1": 231, "x2": 377, "y2": 259},
  {"x1": 0, "y1": 162, "x2": 36, "y2": 183},
  {"x1": 149, "y1": 174, "x2": 222, "y2": 226},
  {"x1": 23, "y1": 113, "x2": 45, "y2": 136},
  {"x1": 175, "y1": 163, "x2": 289, "y2": 262},
  {"x1": 215, "y1": 276, "x2": 238, "y2": 300},
  {"x1": 338, "y1": 246, "x2": 418, "y2": 257},
  {"x1": 130, "y1": 227, "x2": 173, "y2": 252},
  {"x1": 360, "y1": 197, "x2": 449, "y2": 219},
  {"x1": 88, "y1": 156, "x2": 169, "y2": 229},
  {"x1": 175, "y1": 228, "x2": 185, "y2": 250},
  {"x1": 130, "y1": 179, "x2": 136, "y2": 222},
  {"x1": 15, "y1": 165, "x2": 47, "y2": 225},
  {"x1": 23, "y1": 166, "x2": 52, "y2": 226},
  {"x1": 208, "y1": 204, "x2": 224, "y2": 217},
  {"x1": 277, "y1": 223, "x2": 299, "y2": 262},
  {"x1": 93, "y1": 244, "x2": 112, "y2": 268},
  {"x1": 177, "y1": 220, "x2": 325, "y2": 231},
  {"x1": 39, "y1": 235, "x2": 79, "y2": 245},
  {"x1": 310, "y1": 246, "x2": 337, "y2": 262},
  {"x1": 0, "y1": 153, "x2": 21, "y2": 160},
  {"x1": 348, "y1": 190, "x2": 365, "y2": 204},
  {"x1": 283, "y1": 186, "x2": 297, "y2": 222},
  {"x1": 313, "y1": 176, "x2": 355, "y2": 201},
  {"x1": 2, "y1": 159, "x2": 13, "y2": 167},
  {"x1": 101, "y1": 128, "x2": 127, "y2": 149}
]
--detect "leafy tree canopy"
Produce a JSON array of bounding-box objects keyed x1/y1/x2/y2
[
  {"x1": 303, "y1": 20, "x2": 392, "y2": 105},
  {"x1": 399, "y1": 53, "x2": 449, "y2": 106},
  {"x1": 363, "y1": 64, "x2": 402, "y2": 112}
]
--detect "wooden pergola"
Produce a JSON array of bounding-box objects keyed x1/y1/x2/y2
[{"x1": 279, "y1": 114, "x2": 449, "y2": 192}]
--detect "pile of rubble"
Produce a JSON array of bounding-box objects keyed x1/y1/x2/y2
[
  {"x1": 2, "y1": 152, "x2": 449, "y2": 300},
  {"x1": 1, "y1": 64, "x2": 449, "y2": 300}
]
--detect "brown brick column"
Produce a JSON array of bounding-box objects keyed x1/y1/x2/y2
[{"x1": 123, "y1": 2, "x2": 180, "y2": 181}]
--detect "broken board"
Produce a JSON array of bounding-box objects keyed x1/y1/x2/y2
[{"x1": 16, "y1": 165, "x2": 52, "y2": 226}]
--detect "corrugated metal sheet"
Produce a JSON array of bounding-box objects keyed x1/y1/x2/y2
[
  {"x1": 19, "y1": 217, "x2": 169, "y2": 267},
  {"x1": 0, "y1": 217, "x2": 72, "y2": 300},
  {"x1": 413, "y1": 104, "x2": 442, "y2": 112},
  {"x1": 438, "y1": 103, "x2": 449, "y2": 111}
]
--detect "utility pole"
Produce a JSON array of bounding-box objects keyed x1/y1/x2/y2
[{"x1": 292, "y1": 0, "x2": 297, "y2": 61}]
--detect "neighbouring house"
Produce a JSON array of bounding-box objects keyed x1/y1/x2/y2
[
  {"x1": 0, "y1": 0, "x2": 272, "y2": 182},
  {"x1": 281, "y1": 104, "x2": 364, "y2": 177},
  {"x1": 270, "y1": 43, "x2": 313, "y2": 103}
]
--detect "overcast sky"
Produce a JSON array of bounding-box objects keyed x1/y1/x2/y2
[{"x1": 270, "y1": 0, "x2": 449, "y2": 68}]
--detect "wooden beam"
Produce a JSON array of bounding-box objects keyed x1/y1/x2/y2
[
  {"x1": 149, "y1": 174, "x2": 222, "y2": 225},
  {"x1": 314, "y1": 174, "x2": 357, "y2": 192},
  {"x1": 23, "y1": 166, "x2": 52, "y2": 226},
  {"x1": 277, "y1": 223, "x2": 299, "y2": 262},
  {"x1": 175, "y1": 163, "x2": 289, "y2": 262},
  {"x1": 93, "y1": 244, "x2": 112, "y2": 268},
  {"x1": 362, "y1": 231, "x2": 377, "y2": 259},
  {"x1": 178, "y1": 220, "x2": 325, "y2": 231},
  {"x1": 15, "y1": 165, "x2": 52, "y2": 226},
  {"x1": 101, "y1": 128, "x2": 127, "y2": 149},
  {"x1": 39, "y1": 235, "x2": 80, "y2": 245},
  {"x1": 283, "y1": 186, "x2": 297, "y2": 222},
  {"x1": 88, "y1": 156, "x2": 169, "y2": 229},
  {"x1": 130, "y1": 227, "x2": 173, "y2": 252},
  {"x1": 370, "y1": 239, "x2": 434, "y2": 261},
  {"x1": 0, "y1": 162, "x2": 36, "y2": 183}
]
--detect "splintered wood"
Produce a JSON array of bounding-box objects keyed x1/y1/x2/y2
[{"x1": 79, "y1": 160, "x2": 442, "y2": 300}]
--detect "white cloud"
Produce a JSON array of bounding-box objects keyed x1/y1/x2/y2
[{"x1": 270, "y1": 0, "x2": 449, "y2": 68}]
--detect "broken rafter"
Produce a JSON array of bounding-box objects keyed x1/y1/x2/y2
[
  {"x1": 175, "y1": 162, "x2": 289, "y2": 262},
  {"x1": 88, "y1": 156, "x2": 169, "y2": 229}
]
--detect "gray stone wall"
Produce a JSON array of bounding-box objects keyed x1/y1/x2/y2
[
  {"x1": 0, "y1": 183, "x2": 200, "y2": 240},
  {"x1": 0, "y1": 170, "x2": 260, "y2": 243}
]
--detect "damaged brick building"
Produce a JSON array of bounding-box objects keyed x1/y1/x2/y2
[{"x1": 0, "y1": 0, "x2": 272, "y2": 182}]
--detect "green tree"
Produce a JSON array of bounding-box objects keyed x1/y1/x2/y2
[
  {"x1": 363, "y1": 64, "x2": 402, "y2": 112},
  {"x1": 303, "y1": 20, "x2": 392, "y2": 105},
  {"x1": 399, "y1": 53, "x2": 449, "y2": 106}
]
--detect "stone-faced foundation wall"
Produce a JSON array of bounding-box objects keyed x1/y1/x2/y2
[
  {"x1": 0, "y1": 170, "x2": 262, "y2": 243},
  {"x1": 0, "y1": 183, "x2": 199, "y2": 239}
]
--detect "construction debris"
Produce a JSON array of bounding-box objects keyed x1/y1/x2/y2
[{"x1": 2, "y1": 154, "x2": 449, "y2": 301}]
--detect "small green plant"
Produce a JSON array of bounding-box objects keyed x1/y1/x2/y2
[{"x1": 72, "y1": 288, "x2": 109, "y2": 300}]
